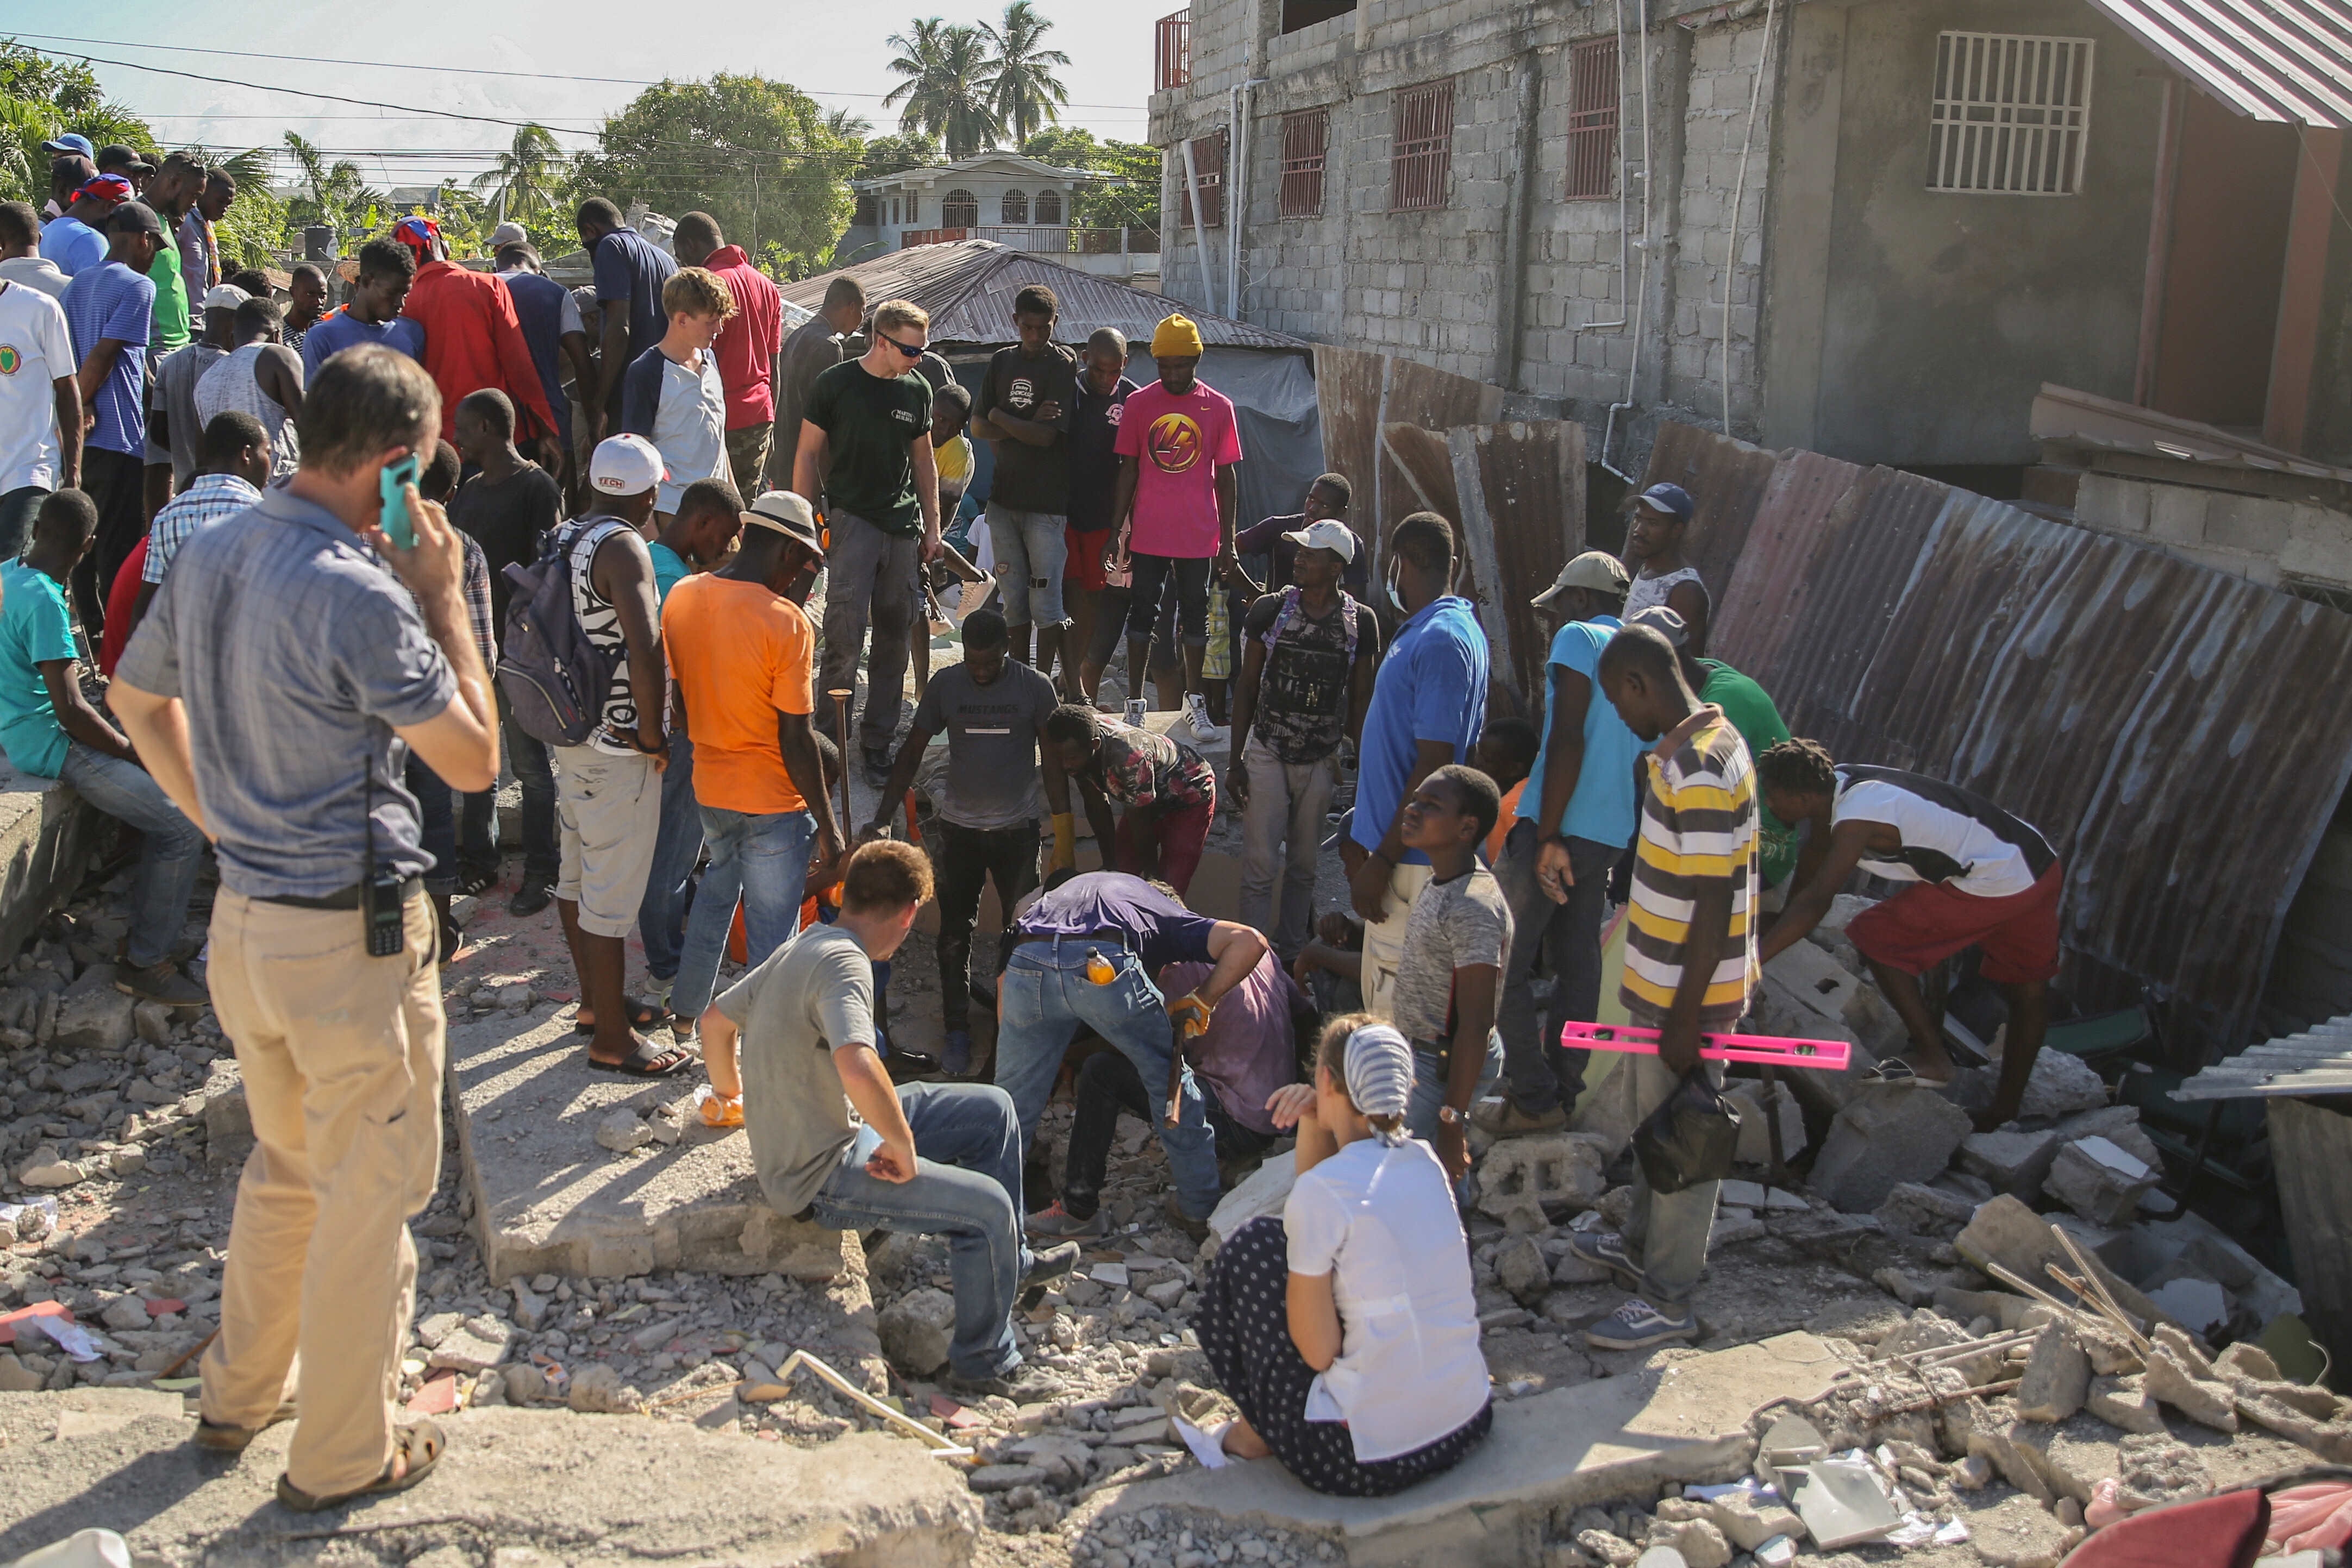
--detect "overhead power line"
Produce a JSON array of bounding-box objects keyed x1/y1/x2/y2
[{"x1": 38, "y1": 49, "x2": 608, "y2": 133}]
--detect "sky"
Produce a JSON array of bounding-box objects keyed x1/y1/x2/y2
[{"x1": 16, "y1": 1, "x2": 1155, "y2": 193}]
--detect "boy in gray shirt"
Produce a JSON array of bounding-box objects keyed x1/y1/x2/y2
[
  {"x1": 1387, "y1": 766, "x2": 1511, "y2": 1185},
  {"x1": 700, "y1": 841, "x2": 1078, "y2": 1398}
]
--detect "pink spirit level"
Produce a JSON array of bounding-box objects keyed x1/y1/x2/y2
[{"x1": 1559, "y1": 1021, "x2": 1853, "y2": 1071}]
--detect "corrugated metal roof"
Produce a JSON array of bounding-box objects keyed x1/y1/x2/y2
[
  {"x1": 2083, "y1": 0, "x2": 2352, "y2": 127},
  {"x1": 779, "y1": 242, "x2": 1306, "y2": 350},
  {"x1": 2032, "y1": 382, "x2": 2352, "y2": 486},
  {"x1": 1657, "y1": 423, "x2": 2352, "y2": 1062},
  {"x1": 2172, "y1": 1015, "x2": 2352, "y2": 1097}
]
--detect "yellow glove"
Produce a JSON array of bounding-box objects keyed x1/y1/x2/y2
[
  {"x1": 699, "y1": 1093, "x2": 743, "y2": 1128},
  {"x1": 1167, "y1": 991, "x2": 1212, "y2": 1038},
  {"x1": 1051, "y1": 812, "x2": 1077, "y2": 871}
]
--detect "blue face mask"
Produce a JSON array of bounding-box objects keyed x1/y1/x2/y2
[{"x1": 1386, "y1": 563, "x2": 1407, "y2": 614}]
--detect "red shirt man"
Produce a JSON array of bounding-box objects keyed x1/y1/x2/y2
[
  {"x1": 672, "y1": 213, "x2": 783, "y2": 495},
  {"x1": 392, "y1": 217, "x2": 558, "y2": 445}
]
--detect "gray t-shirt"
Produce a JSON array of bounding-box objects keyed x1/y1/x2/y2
[
  {"x1": 1388, "y1": 865, "x2": 1513, "y2": 1045},
  {"x1": 913, "y1": 659, "x2": 1059, "y2": 830},
  {"x1": 717, "y1": 924, "x2": 875, "y2": 1217}
]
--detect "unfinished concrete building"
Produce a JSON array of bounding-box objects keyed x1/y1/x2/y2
[{"x1": 1146, "y1": 0, "x2": 2352, "y2": 483}]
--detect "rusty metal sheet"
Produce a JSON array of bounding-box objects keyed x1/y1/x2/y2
[
  {"x1": 1314, "y1": 344, "x2": 1388, "y2": 550},
  {"x1": 1449, "y1": 421, "x2": 1587, "y2": 704},
  {"x1": 1663, "y1": 415, "x2": 2352, "y2": 1059},
  {"x1": 1641, "y1": 423, "x2": 1781, "y2": 645},
  {"x1": 1310, "y1": 347, "x2": 1503, "y2": 565}
]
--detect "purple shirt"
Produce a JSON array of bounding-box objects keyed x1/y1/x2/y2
[
  {"x1": 1012, "y1": 870, "x2": 1216, "y2": 974},
  {"x1": 1161, "y1": 955, "x2": 1306, "y2": 1134}
]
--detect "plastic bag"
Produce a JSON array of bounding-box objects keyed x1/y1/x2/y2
[{"x1": 1633, "y1": 1065, "x2": 1743, "y2": 1194}]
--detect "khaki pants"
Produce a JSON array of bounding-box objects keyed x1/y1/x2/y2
[
  {"x1": 1360, "y1": 860, "x2": 1434, "y2": 1021},
  {"x1": 199, "y1": 888, "x2": 445, "y2": 1497}
]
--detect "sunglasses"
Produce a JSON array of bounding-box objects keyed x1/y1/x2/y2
[{"x1": 882, "y1": 335, "x2": 927, "y2": 359}]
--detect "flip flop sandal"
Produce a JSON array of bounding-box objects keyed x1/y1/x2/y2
[
  {"x1": 1862, "y1": 1058, "x2": 1956, "y2": 1088},
  {"x1": 573, "y1": 997, "x2": 669, "y2": 1035},
  {"x1": 585, "y1": 1038, "x2": 699, "y2": 1078},
  {"x1": 193, "y1": 1399, "x2": 298, "y2": 1453},
  {"x1": 274, "y1": 1418, "x2": 443, "y2": 1513}
]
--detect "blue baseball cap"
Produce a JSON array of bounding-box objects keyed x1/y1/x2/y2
[
  {"x1": 41, "y1": 134, "x2": 95, "y2": 159},
  {"x1": 1637, "y1": 482, "x2": 1694, "y2": 522}
]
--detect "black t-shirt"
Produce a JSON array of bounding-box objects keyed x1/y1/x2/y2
[
  {"x1": 804, "y1": 359, "x2": 934, "y2": 536},
  {"x1": 977, "y1": 343, "x2": 1078, "y2": 514},
  {"x1": 1066, "y1": 375, "x2": 1137, "y2": 534},
  {"x1": 449, "y1": 462, "x2": 565, "y2": 636},
  {"x1": 1242, "y1": 589, "x2": 1366, "y2": 764}
]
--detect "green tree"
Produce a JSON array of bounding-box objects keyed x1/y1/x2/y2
[
  {"x1": 1021, "y1": 129, "x2": 1160, "y2": 230},
  {"x1": 822, "y1": 107, "x2": 874, "y2": 143},
  {"x1": 282, "y1": 130, "x2": 380, "y2": 237},
  {"x1": 884, "y1": 20, "x2": 1003, "y2": 160},
  {"x1": 855, "y1": 131, "x2": 941, "y2": 180},
  {"x1": 471, "y1": 123, "x2": 571, "y2": 236},
  {"x1": 980, "y1": 2, "x2": 1068, "y2": 149},
  {"x1": 577, "y1": 73, "x2": 852, "y2": 260},
  {"x1": 0, "y1": 40, "x2": 157, "y2": 203},
  {"x1": 177, "y1": 146, "x2": 291, "y2": 271}
]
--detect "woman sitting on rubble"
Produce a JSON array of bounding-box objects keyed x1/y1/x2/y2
[{"x1": 1195, "y1": 1014, "x2": 1492, "y2": 1496}]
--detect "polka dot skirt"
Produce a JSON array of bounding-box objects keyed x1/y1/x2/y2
[{"x1": 1196, "y1": 1216, "x2": 1493, "y2": 1498}]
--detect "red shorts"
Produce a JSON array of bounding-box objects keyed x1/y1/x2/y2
[
  {"x1": 1847, "y1": 861, "x2": 2063, "y2": 984},
  {"x1": 1115, "y1": 799, "x2": 1213, "y2": 894},
  {"x1": 1064, "y1": 525, "x2": 1112, "y2": 592}
]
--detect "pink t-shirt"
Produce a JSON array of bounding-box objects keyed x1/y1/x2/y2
[{"x1": 1115, "y1": 380, "x2": 1244, "y2": 557}]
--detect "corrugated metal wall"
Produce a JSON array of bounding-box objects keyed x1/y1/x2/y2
[{"x1": 1654, "y1": 423, "x2": 2352, "y2": 1061}]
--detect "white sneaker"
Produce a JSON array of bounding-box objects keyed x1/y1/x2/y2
[{"x1": 1183, "y1": 692, "x2": 1225, "y2": 743}]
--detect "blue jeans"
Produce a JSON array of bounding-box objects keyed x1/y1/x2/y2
[
  {"x1": 1405, "y1": 1034, "x2": 1505, "y2": 1142},
  {"x1": 0, "y1": 486, "x2": 46, "y2": 562},
  {"x1": 60, "y1": 744, "x2": 205, "y2": 969},
  {"x1": 996, "y1": 937, "x2": 1223, "y2": 1220},
  {"x1": 671, "y1": 804, "x2": 814, "y2": 1021},
  {"x1": 495, "y1": 683, "x2": 559, "y2": 885},
  {"x1": 810, "y1": 1082, "x2": 1035, "y2": 1380},
  {"x1": 1493, "y1": 821, "x2": 1619, "y2": 1113},
  {"x1": 636, "y1": 735, "x2": 702, "y2": 983}
]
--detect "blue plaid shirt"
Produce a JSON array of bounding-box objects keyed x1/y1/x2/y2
[
  {"x1": 115, "y1": 486, "x2": 458, "y2": 899},
  {"x1": 142, "y1": 472, "x2": 262, "y2": 585}
]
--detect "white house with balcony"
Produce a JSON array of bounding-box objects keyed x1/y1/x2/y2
[{"x1": 839, "y1": 152, "x2": 1160, "y2": 283}]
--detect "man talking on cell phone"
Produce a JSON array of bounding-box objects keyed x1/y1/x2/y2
[{"x1": 112, "y1": 344, "x2": 501, "y2": 1513}]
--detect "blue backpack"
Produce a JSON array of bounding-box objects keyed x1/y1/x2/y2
[{"x1": 496, "y1": 519, "x2": 622, "y2": 748}]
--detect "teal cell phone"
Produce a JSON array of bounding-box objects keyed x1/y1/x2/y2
[{"x1": 379, "y1": 454, "x2": 420, "y2": 549}]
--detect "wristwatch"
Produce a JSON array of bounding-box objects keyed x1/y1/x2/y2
[{"x1": 1438, "y1": 1105, "x2": 1465, "y2": 1126}]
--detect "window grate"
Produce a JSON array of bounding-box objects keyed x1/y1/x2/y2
[
  {"x1": 941, "y1": 189, "x2": 979, "y2": 228},
  {"x1": 1034, "y1": 190, "x2": 1062, "y2": 224},
  {"x1": 1280, "y1": 109, "x2": 1329, "y2": 218},
  {"x1": 1179, "y1": 130, "x2": 1227, "y2": 227},
  {"x1": 1928, "y1": 32, "x2": 2093, "y2": 195},
  {"x1": 1565, "y1": 38, "x2": 1621, "y2": 200},
  {"x1": 1391, "y1": 79, "x2": 1455, "y2": 211},
  {"x1": 1155, "y1": 11, "x2": 1191, "y2": 91}
]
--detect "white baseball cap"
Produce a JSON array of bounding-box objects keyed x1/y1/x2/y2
[
  {"x1": 202, "y1": 284, "x2": 251, "y2": 311},
  {"x1": 589, "y1": 434, "x2": 666, "y2": 497},
  {"x1": 1280, "y1": 518, "x2": 1358, "y2": 563},
  {"x1": 487, "y1": 220, "x2": 529, "y2": 250}
]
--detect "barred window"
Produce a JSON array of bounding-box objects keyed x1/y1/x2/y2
[
  {"x1": 1000, "y1": 189, "x2": 1029, "y2": 224},
  {"x1": 1035, "y1": 190, "x2": 1063, "y2": 224},
  {"x1": 942, "y1": 190, "x2": 979, "y2": 227},
  {"x1": 1928, "y1": 33, "x2": 2093, "y2": 195},
  {"x1": 1565, "y1": 39, "x2": 1621, "y2": 200},
  {"x1": 1391, "y1": 80, "x2": 1455, "y2": 211},
  {"x1": 1179, "y1": 130, "x2": 1228, "y2": 227},
  {"x1": 1280, "y1": 109, "x2": 1329, "y2": 218}
]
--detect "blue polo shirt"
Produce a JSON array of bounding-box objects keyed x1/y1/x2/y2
[
  {"x1": 1518, "y1": 614, "x2": 1649, "y2": 848},
  {"x1": 1350, "y1": 595, "x2": 1487, "y2": 865},
  {"x1": 38, "y1": 215, "x2": 106, "y2": 277},
  {"x1": 115, "y1": 486, "x2": 459, "y2": 899},
  {"x1": 593, "y1": 226, "x2": 677, "y2": 369},
  {"x1": 59, "y1": 260, "x2": 153, "y2": 457},
  {"x1": 301, "y1": 308, "x2": 425, "y2": 380}
]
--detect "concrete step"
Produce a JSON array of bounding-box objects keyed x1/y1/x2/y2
[
  {"x1": 0, "y1": 1389, "x2": 980, "y2": 1567},
  {"x1": 0, "y1": 759, "x2": 104, "y2": 960},
  {"x1": 1106, "y1": 1331, "x2": 1847, "y2": 1567}
]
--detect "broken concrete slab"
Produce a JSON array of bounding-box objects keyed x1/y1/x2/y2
[
  {"x1": 1723, "y1": 1080, "x2": 1806, "y2": 1165},
  {"x1": 1963, "y1": 1491, "x2": 2070, "y2": 1568},
  {"x1": 446, "y1": 1009, "x2": 849, "y2": 1282},
  {"x1": 1875, "y1": 1181, "x2": 1974, "y2": 1240},
  {"x1": 1109, "y1": 1333, "x2": 1846, "y2": 1567},
  {"x1": 2143, "y1": 1334, "x2": 2237, "y2": 1433},
  {"x1": 2014, "y1": 1322, "x2": 2091, "y2": 1423},
  {"x1": 1957, "y1": 1128, "x2": 2062, "y2": 1202},
  {"x1": 0, "y1": 1396, "x2": 980, "y2": 1566},
  {"x1": 1475, "y1": 1132, "x2": 1609, "y2": 1231},
  {"x1": 2144, "y1": 1277, "x2": 2229, "y2": 1339},
  {"x1": 1953, "y1": 1195, "x2": 2174, "y2": 1336},
  {"x1": 1806, "y1": 1085, "x2": 1972, "y2": 1213},
  {"x1": 2044, "y1": 1137, "x2": 2159, "y2": 1226},
  {"x1": 2087, "y1": 1373, "x2": 2166, "y2": 1434}
]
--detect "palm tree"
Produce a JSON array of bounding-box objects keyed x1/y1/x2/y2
[
  {"x1": 884, "y1": 18, "x2": 1005, "y2": 160},
  {"x1": 980, "y1": 1, "x2": 1070, "y2": 148},
  {"x1": 470, "y1": 123, "x2": 568, "y2": 231},
  {"x1": 822, "y1": 106, "x2": 873, "y2": 142},
  {"x1": 282, "y1": 130, "x2": 379, "y2": 236}
]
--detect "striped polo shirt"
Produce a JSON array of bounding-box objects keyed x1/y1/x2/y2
[{"x1": 1622, "y1": 705, "x2": 1760, "y2": 1027}]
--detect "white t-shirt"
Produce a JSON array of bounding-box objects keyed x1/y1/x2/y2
[
  {"x1": 1831, "y1": 766, "x2": 2052, "y2": 899},
  {"x1": 1285, "y1": 1136, "x2": 1489, "y2": 1462},
  {"x1": 0, "y1": 257, "x2": 69, "y2": 302},
  {"x1": 0, "y1": 280, "x2": 77, "y2": 492},
  {"x1": 652, "y1": 352, "x2": 728, "y2": 514}
]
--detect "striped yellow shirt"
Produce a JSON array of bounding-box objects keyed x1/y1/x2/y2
[{"x1": 1621, "y1": 706, "x2": 1760, "y2": 1026}]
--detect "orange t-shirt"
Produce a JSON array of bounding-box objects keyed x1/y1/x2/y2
[
  {"x1": 1486, "y1": 779, "x2": 1526, "y2": 864},
  {"x1": 661, "y1": 574, "x2": 814, "y2": 814}
]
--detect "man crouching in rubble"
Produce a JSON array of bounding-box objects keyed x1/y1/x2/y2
[
  {"x1": 699, "y1": 839, "x2": 1081, "y2": 1399},
  {"x1": 1755, "y1": 737, "x2": 2061, "y2": 1131}
]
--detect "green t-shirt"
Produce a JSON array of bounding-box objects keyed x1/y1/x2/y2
[
  {"x1": 804, "y1": 358, "x2": 933, "y2": 537},
  {"x1": 146, "y1": 234, "x2": 190, "y2": 354},
  {"x1": 0, "y1": 561, "x2": 79, "y2": 779},
  {"x1": 1700, "y1": 657, "x2": 1797, "y2": 886}
]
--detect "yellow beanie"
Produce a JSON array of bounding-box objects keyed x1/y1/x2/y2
[{"x1": 1151, "y1": 313, "x2": 1205, "y2": 357}]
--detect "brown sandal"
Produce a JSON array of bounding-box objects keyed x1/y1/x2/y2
[
  {"x1": 274, "y1": 1418, "x2": 444, "y2": 1512},
  {"x1": 193, "y1": 1398, "x2": 297, "y2": 1453}
]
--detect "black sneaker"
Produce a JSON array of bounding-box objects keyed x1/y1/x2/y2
[
  {"x1": 1023, "y1": 1240, "x2": 1081, "y2": 1289},
  {"x1": 509, "y1": 878, "x2": 554, "y2": 918},
  {"x1": 863, "y1": 745, "x2": 894, "y2": 780},
  {"x1": 942, "y1": 1362, "x2": 1065, "y2": 1403}
]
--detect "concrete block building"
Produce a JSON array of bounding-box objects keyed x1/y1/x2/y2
[{"x1": 1147, "y1": 0, "x2": 2352, "y2": 481}]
